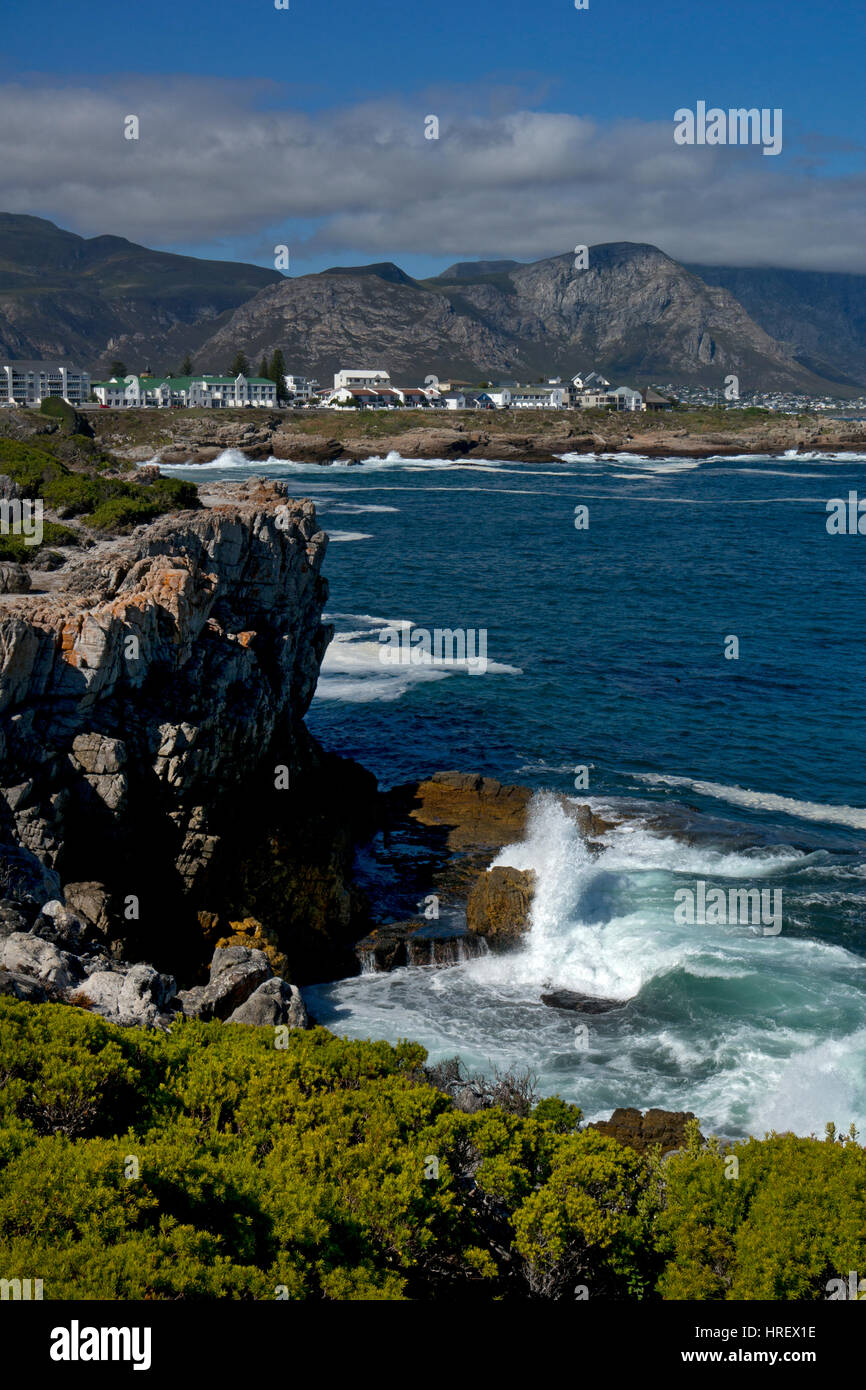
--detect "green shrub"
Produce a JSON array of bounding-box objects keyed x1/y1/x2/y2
[
  {"x1": 0, "y1": 522, "x2": 77, "y2": 563},
  {"x1": 84, "y1": 496, "x2": 162, "y2": 531},
  {"x1": 655, "y1": 1129, "x2": 866, "y2": 1300},
  {"x1": 0, "y1": 997, "x2": 862, "y2": 1302},
  {"x1": 0, "y1": 439, "x2": 198, "y2": 536}
]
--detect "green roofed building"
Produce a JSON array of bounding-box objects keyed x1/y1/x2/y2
[{"x1": 91, "y1": 373, "x2": 278, "y2": 409}]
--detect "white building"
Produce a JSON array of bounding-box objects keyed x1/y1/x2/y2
[
  {"x1": 284, "y1": 375, "x2": 318, "y2": 403},
  {"x1": 509, "y1": 385, "x2": 566, "y2": 409},
  {"x1": 92, "y1": 373, "x2": 277, "y2": 408},
  {"x1": 0, "y1": 360, "x2": 91, "y2": 406},
  {"x1": 333, "y1": 369, "x2": 391, "y2": 391},
  {"x1": 573, "y1": 389, "x2": 615, "y2": 410},
  {"x1": 609, "y1": 386, "x2": 645, "y2": 412}
]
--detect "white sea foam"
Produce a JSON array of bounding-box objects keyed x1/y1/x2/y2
[
  {"x1": 307, "y1": 791, "x2": 866, "y2": 1135},
  {"x1": 320, "y1": 503, "x2": 399, "y2": 513},
  {"x1": 325, "y1": 530, "x2": 373, "y2": 542},
  {"x1": 635, "y1": 773, "x2": 866, "y2": 830},
  {"x1": 314, "y1": 616, "x2": 522, "y2": 703}
]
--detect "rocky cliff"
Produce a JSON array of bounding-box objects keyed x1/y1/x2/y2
[{"x1": 0, "y1": 479, "x2": 376, "y2": 995}]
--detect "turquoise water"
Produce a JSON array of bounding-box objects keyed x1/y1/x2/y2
[{"x1": 166, "y1": 447, "x2": 866, "y2": 1137}]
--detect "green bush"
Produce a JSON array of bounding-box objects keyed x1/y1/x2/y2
[
  {"x1": 0, "y1": 522, "x2": 77, "y2": 563},
  {"x1": 0, "y1": 997, "x2": 862, "y2": 1302},
  {"x1": 0, "y1": 439, "x2": 198, "y2": 540},
  {"x1": 84, "y1": 496, "x2": 162, "y2": 531},
  {"x1": 655, "y1": 1126, "x2": 866, "y2": 1300}
]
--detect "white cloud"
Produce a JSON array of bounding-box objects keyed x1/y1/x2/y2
[{"x1": 1, "y1": 77, "x2": 864, "y2": 272}]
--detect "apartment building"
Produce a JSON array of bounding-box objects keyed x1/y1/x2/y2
[
  {"x1": 92, "y1": 373, "x2": 278, "y2": 408},
  {"x1": 0, "y1": 360, "x2": 91, "y2": 406}
]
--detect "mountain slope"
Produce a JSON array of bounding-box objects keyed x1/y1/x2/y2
[
  {"x1": 0, "y1": 214, "x2": 860, "y2": 391},
  {"x1": 0, "y1": 214, "x2": 282, "y2": 372},
  {"x1": 686, "y1": 264, "x2": 866, "y2": 389},
  {"x1": 198, "y1": 243, "x2": 846, "y2": 390}
]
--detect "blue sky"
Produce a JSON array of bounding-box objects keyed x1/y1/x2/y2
[{"x1": 2, "y1": 0, "x2": 864, "y2": 274}]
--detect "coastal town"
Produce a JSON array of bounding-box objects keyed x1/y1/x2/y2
[
  {"x1": 0, "y1": 358, "x2": 660, "y2": 412},
  {"x1": 3, "y1": 357, "x2": 865, "y2": 417}
]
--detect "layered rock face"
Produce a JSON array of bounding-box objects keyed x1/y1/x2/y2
[{"x1": 0, "y1": 479, "x2": 337, "y2": 979}]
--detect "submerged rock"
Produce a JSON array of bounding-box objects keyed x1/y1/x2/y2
[
  {"x1": 354, "y1": 918, "x2": 488, "y2": 973},
  {"x1": 540, "y1": 990, "x2": 623, "y2": 1014},
  {"x1": 393, "y1": 771, "x2": 532, "y2": 851}
]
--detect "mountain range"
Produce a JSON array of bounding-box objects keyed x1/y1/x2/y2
[{"x1": 1, "y1": 214, "x2": 864, "y2": 393}]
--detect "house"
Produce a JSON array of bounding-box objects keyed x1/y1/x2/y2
[
  {"x1": 92, "y1": 375, "x2": 141, "y2": 407},
  {"x1": 442, "y1": 391, "x2": 466, "y2": 409},
  {"x1": 188, "y1": 374, "x2": 277, "y2": 408},
  {"x1": 573, "y1": 389, "x2": 616, "y2": 410},
  {"x1": 609, "y1": 386, "x2": 646, "y2": 412},
  {"x1": 393, "y1": 387, "x2": 430, "y2": 407},
  {"x1": 509, "y1": 385, "x2": 566, "y2": 409},
  {"x1": 0, "y1": 360, "x2": 90, "y2": 406},
  {"x1": 642, "y1": 388, "x2": 675, "y2": 411},
  {"x1": 333, "y1": 369, "x2": 391, "y2": 391},
  {"x1": 327, "y1": 387, "x2": 390, "y2": 408}
]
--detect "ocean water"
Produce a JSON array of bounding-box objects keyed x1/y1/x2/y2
[{"x1": 164, "y1": 447, "x2": 866, "y2": 1138}]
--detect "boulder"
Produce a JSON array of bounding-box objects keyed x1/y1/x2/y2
[
  {"x1": 589, "y1": 1107, "x2": 701, "y2": 1155},
  {"x1": 0, "y1": 842, "x2": 62, "y2": 912},
  {"x1": 466, "y1": 866, "x2": 535, "y2": 950},
  {"x1": 1, "y1": 932, "x2": 81, "y2": 990},
  {"x1": 0, "y1": 564, "x2": 31, "y2": 595},
  {"x1": 72, "y1": 970, "x2": 123, "y2": 1017},
  {"x1": 0, "y1": 967, "x2": 50, "y2": 1002},
  {"x1": 64, "y1": 882, "x2": 113, "y2": 938},
  {"x1": 178, "y1": 946, "x2": 272, "y2": 1021},
  {"x1": 71, "y1": 963, "x2": 178, "y2": 1028},
  {"x1": 32, "y1": 899, "x2": 89, "y2": 952},
  {"x1": 117, "y1": 963, "x2": 177, "y2": 1027},
  {"x1": 226, "y1": 977, "x2": 308, "y2": 1028},
  {"x1": 0, "y1": 899, "x2": 30, "y2": 941}
]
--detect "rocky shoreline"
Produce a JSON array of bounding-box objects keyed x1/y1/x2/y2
[
  {"x1": 0, "y1": 480, "x2": 735, "y2": 1152},
  {"x1": 89, "y1": 407, "x2": 866, "y2": 466}
]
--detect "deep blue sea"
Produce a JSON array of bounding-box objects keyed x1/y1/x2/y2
[{"x1": 165, "y1": 446, "x2": 866, "y2": 1140}]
